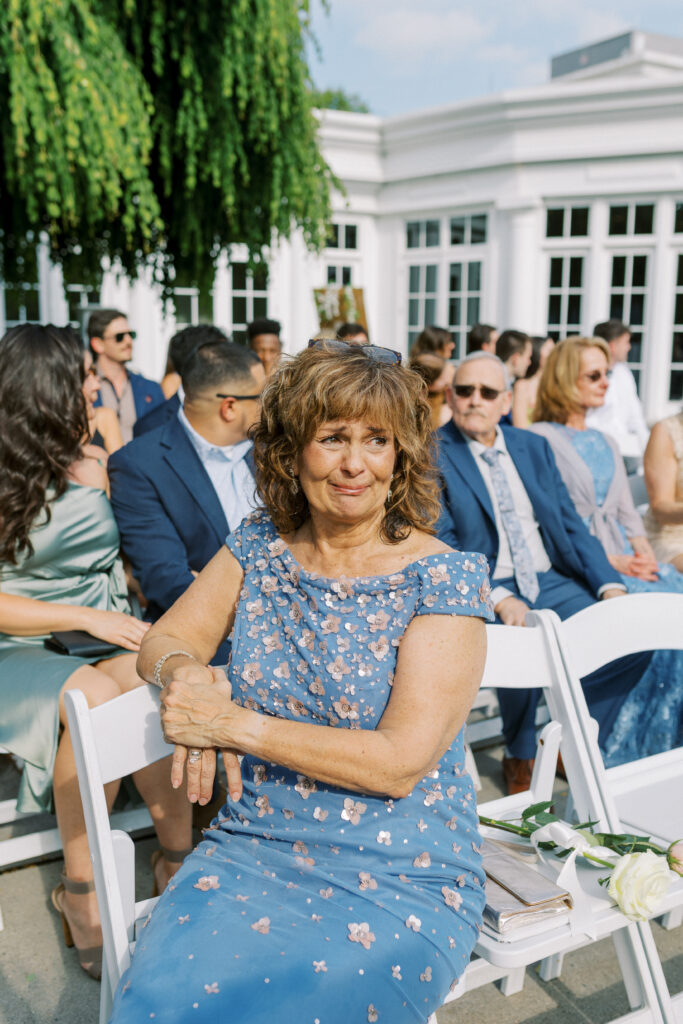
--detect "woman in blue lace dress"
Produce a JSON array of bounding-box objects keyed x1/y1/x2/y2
[
  {"x1": 531, "y1": 337, "x2": 683, "y2": 766},
  {"x1": 110, "y1": 342, "x2": 493, "y2": 1024}
]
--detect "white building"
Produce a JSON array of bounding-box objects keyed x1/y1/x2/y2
[{"x1": 3, "y1": 30, "x2": 683, "y2": 422}]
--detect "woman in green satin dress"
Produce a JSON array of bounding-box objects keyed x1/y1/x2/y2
[{"x1": 0, "y1": 324, "x2": 192, "y2": 978}]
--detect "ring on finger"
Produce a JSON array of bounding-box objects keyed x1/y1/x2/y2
[{"x1": 187, "y1": 748, "x2": 202, "y2": 764}]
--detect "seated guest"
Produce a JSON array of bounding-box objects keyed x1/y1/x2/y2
[
  {"x1": 410, "y1": 324, "x2": 454, "y2": 360},
  {"x1": 89, "y1": 309, "x2": 164, "y2": 443},
  {"x1": 336, "y1": 321, "x2": 369, "y2": 344},
  {"x1": 435, "y1": 352, "x2": 651, "y2": 793},
  {"x1": 586, "y1": 319, "x2": 649, "y2": 469},
  {"x1": 466, "y1": 322, "x2": 498, "y2": 355},
  {"x1": 643, "y1": 409, "x2": 683, "y2": 571},
  {"x1": 83, "y1": 349, "x2": 123, "y2": 454},
  {"x1": 511, "y1": 335, "x2": 554, "y2": 428},
  {"x1": 134, "y1": 325, "x2": 230, "y2": 438},
  {"x1": 247, "y1": 317, "x2": 282, "y2": 377},
  {"x1": 0, "y1": 324, "x2": 191, "y2": 979},
  {"x1": 409, "y1": 351, "x2": 454, "y2": 429},
  {"x1": 108, "y1": 342, "x2": 265, "y2": 664},
  {"x1": 496, "y1": 330, "x2": 533, "y2": 427},
  {"x1": 108, "y1": 341, "x2": 493, "y2": 1024},
  {"x1": 531, "y1": 337, "x2": 683, "y2": 764}
]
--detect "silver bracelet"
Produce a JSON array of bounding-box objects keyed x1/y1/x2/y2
[{"x1": 153, "y1": 650, "x2": 196, "y2": 688}]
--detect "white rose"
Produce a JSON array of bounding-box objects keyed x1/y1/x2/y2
[{"x1": 607, "y1": 851, "x2": 673, "y2": 921}]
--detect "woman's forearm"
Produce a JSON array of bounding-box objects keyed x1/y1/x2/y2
[
  {"x1": 650, "y1": 499, "x2": 683, "y2": 525},
  {"x1": 209, "y1": 703, "x2": 441, "y2": 800},
  {"x1": 0, "y1": 593, "x2": 100, "y2": 636}
]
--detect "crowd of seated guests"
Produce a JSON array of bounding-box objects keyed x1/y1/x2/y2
[{"x1": 0, "y1": 309, "x2": 681, "y2": 1001}]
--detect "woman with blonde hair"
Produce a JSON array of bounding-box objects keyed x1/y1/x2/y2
[
  {"x1": 109, "y1": 340, "x2": 493, "y2": 1024},
  {"x1": 530, "y1": 336, "x2": 683, "y2": 765}
]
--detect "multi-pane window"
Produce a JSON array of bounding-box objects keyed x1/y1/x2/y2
[
  {"x1": 170, "y1": 268, "x2": 213, "y2": 330},
  {"x1": 546, "y1": 255, "x2": 584, "y2": 340},
  {"x1": 545, "y1": 206, "x2": 590, "y2": 238},
  {"x1": 326, "y1": 265, "x2": 352, "y2": 286},
  {"x1": 326, "y1": 224, "x2": 358, "y2": 250},
  {"x1": 407, "y1": 264, "x2": 438, "y2": 349},
  {"x1": 406, "y1": 220, "x2": 440, "y2": 248},
  {"x1": 66, "y1": 286, "x2": 101, "y2": 334},
  {"x1": 1, "y1": 240, "x2": 41, "y2": 327},
  {"x1": 670, "y1": 254, "x2": 683, "y2": 401},
  {"x1": 609, "y1": 254, "x2": 648, "y2": 390},
  {"x1": 675, "y1": 203, "x2": 683, "y2": 235},
  {"x1": 447, "y1": 261, "x2": 482, "y2": 360},
  {"x1": 230, "y1": 263, "x2": 268, "y2": 344},
  {"x1": 608, "y1": 203, "x2": 654, "y2": 236},
  {"x1": 450, "y1": 214, "x2": 487, "y2": 245}
]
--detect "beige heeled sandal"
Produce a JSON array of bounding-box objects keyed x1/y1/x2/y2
[
  {"x1": 50, "y1": 873, "x2": 102, "y2": 981},
  {"x1": 151, "y1": 844, "x2": 194, "y2": 898}
]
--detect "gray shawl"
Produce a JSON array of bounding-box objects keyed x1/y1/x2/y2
[{"x1": 529, "y1": 421, "x2": 644, "y2": 555}]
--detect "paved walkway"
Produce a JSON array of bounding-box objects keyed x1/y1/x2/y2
[{"x1": 0, "y1": 748, "x2": 681, "y2": 1024}]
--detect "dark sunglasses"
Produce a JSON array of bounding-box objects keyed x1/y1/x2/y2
[
  {"x1": 581, "y1": 369, "x2": 612, "y2": 382},
  {"x1": 215, "y1": 393, "x2": 262, "y2": 401},
  {"x1": 453, "y1": 383, "x2": 505, "y2": 401},
  {"x1": 307, "y1": 338, "x2": 402, "y2": 365},
  {"x1": 104, "y1": 330, "x2": 136, "y2": 343}
]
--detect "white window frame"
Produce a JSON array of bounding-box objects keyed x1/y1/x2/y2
[
  {"x1": 546, "y1": 252, "x2": 588, "y2": 339},
  {"x1": 670, "y1": 250, "x2": 683, "y2": 402},
  {"x1": 228, "y1": 262, "x2": 268, "y2": 342},
  {"x1": 608, "y1": 249, "x2": 652, "y2": 392},
  {"x1": 446, "y1": 259, "x2": 483, "y2": 361}
]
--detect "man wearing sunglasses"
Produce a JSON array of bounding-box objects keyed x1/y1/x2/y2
[
  {"x1": 89, "y1": 309, "x2": 164, "y2": 443},
  {"x1": 109, "y1": 341, "x2": 265, "y2": 665},
  {"x1": 435, "y1": 352, "x2": 651, "y2": 795}
]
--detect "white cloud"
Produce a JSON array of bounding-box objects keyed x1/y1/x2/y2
[{"x1": 350, "y1": 4, "x2": 491, "y2": 61}]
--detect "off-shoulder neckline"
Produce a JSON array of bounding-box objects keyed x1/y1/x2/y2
[{"x1": 251, "y1": 513, "x2": 475, "y2": 585}]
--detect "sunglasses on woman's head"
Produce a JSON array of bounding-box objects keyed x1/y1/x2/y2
[
  {"x1": 453, "y1": 384, "x2": 505, "y2": 401},
  {"x1": 307, "y1": 338, "x2": 402, "y2": 365}
]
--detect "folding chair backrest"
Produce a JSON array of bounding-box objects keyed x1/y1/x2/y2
[{"x1": 64, "y1": 684, "x2": 173, "y2": 1007}]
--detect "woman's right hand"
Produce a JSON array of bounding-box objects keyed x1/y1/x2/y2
[{"x1": 82, "y1": 608, "x2": 151, "y2": 651}]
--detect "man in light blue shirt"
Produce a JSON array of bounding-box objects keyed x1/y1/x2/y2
[{"x1": 109, "y1": 338, "x2": 265, "y2": 664}]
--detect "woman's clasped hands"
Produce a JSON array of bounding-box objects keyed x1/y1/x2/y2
[{"x1": 160, "y1": 663, "x2": 243, "y2": 806}]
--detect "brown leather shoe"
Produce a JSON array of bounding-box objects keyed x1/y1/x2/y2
[{"x1": 502, "y1": 756, "x2": 535, "y2": 795}]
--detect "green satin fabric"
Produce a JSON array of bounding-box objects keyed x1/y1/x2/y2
[{"x1": 0, "y1": 483, "x2": 130, "y2": 813}]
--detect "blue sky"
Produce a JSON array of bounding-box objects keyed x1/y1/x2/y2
[{"x1": 307, "y1": 0, "x2": 683, "y2": 117}]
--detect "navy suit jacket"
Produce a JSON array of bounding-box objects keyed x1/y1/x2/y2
[
  {"x1": 108, "y1": 415, "x2": 252, "y2": 664},
  {"x1": 133, "y1": 392, "x2": 180, "y2": 438},
  {"x1": 435, "y1": 421, "x2": 622, "y2": 598},
  {"x1": 94, "y1": 369, "x2": 164, "y2": 421}
]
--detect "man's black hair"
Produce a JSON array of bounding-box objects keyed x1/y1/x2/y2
[{"x1": 182, "y1": 341, "x2": 260, "y2": 403}]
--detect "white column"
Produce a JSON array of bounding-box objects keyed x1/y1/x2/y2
[
  {"x1": 644, "y1": 196, "x2": 676, "y2": 424},
  {"x1": 495, "y1": 199, "x2": 545, "y2": 334}
]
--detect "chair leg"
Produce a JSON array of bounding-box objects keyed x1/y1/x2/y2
[
  {"x1": 611, "y1": 926, "x2": 663, "y2": 1015},
  {"x1": 499, "y1": 967, "x2": 526, "y2": 996},
  {"x1": 464, "y1": 743, "x2": 481, "y2": 792},
  {"x1": 538, "y1": 952, "x2": 565, "y2": 981},
  {"x1": 99, "y1": 968, "x2": 114, "y2": 1024},
  {"x1": 659, "y1": 907, "x2": 682, "y2": 931}
]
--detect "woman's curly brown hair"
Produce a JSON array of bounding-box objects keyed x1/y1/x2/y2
[
  {"x1": 251, "y1": 344, "x2": 441, "y2": 542},
  {"x1": 0, "y1": 324, "x2": 89, "y2": 564}
]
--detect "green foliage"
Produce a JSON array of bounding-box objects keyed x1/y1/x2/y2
[
  {"x1": 0, "y1": 0, "x2": 334, "y2": 292},
  {"x1": 309, "y1": 87, "x2": 370, "y2": 113}
]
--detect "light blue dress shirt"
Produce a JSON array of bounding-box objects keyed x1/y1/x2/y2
[{"x1": 178, "y1": 408, "x2": 258, "y2": 532}]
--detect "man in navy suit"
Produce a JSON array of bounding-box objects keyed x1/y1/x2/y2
[
  {"x1": 435, "y1": 352, "x2": 650, "y2": 793},
  {"x1": 133, "y1": 324, "x2": 230, "y2": 438},
  {"x1": 89, "y1": 309, "x2": 164, "y2": 443},
  {"x1": 109, "y1": 340, "x2": 265, "y2": 664}
]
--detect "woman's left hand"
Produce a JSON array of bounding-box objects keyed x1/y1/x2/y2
[{"x1": 161, "y1": 667, "x2": 243, "y2": 804}]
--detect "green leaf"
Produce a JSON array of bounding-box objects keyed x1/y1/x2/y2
[{"x1": 521, "y1": 801, "x2": 555, "y2": 820}]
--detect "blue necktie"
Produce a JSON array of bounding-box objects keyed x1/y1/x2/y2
[{"x1": 480, "y1": 448, "x2": 540, "y2": 604}]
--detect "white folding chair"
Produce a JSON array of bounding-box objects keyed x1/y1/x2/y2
[
  {"x1": 548, "y1": 593, "x2": 683, "y2": 1017},
  {"x1": 65, "y1": 684, "x2": 172, "y2": 1024},
  {"x1": 432, "y1": 609, "x2": 679, "y2": 1024}
]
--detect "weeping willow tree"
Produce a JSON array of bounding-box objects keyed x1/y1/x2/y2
[{"x1": 0, "y1": 0, "x2": 334, "y2": 292}]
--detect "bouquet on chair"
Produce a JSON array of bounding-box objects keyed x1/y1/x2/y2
[{"x1": 479, "y1": 801, "x2": 683, "y2": 922}]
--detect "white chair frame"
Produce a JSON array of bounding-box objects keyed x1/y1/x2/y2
[{"x1": 66, "y1": 609, "x2": 680, "y2": 1024}]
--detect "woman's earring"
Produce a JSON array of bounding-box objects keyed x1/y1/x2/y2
[{"x1": 290, "y1": 475, "x2": 300, "y2": 496}]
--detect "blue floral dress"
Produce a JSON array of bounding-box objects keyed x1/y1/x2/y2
[
  {"x1": 564, "y1": 428, "x2": 683, "y2": 767},
  {"x1": 110, "y1": 512, "x2": 494, "y2": 1024}
]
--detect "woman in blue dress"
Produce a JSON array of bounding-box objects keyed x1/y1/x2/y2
[
  {"x1": 110, "y1": 341, "x2": 494, "y2": 1024},
  {"x1": 530, "y1": 336, "x2": 683, "y2": 766}
]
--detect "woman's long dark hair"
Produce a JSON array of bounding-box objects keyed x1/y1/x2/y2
[{"x1": 0, "y1": 324, "x2": 89, "y2": 563}]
